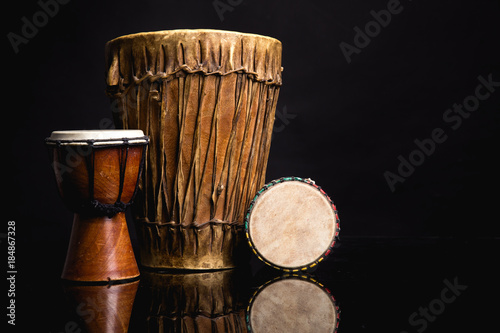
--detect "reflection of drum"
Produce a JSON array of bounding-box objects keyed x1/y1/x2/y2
[
  {"x1": 247, "y1": 274, "x2": 340, "y2": 333},
  {"x1": 105, "y1": 29, "x2": 283, "y2": 270},
  {"x1": 46, "y1": 130, "x2": 148, "y2": 282},
  {"x1": 245, "y1": 177, "x2": 340, "y2": 271},
  {"x1": 138, "y1": 270, "x2": 246, "y2": 332},
  {"x1": 62, "y1": 280, "x2": 139, "y2": 333}
]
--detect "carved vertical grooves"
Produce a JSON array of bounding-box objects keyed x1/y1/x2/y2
[
  {"x1": 128, "y1": 72, "x2": 279, "y2": 269},
  {"x1": 106, "y1": 31, "x2": 281, "y2": 269}
]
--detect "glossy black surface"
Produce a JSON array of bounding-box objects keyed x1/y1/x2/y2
[
  {"x1": 5, "y1": 0, "x2": 500, "y2": 331},
  {"x1": 10, "y1": 236, "x2": 499, "y2": 332}
]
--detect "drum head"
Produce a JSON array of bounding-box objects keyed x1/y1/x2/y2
[
  {"x1": 247, "y1": 275, "x2": 339, "y2": 333},
  {"x1": 46, "y1": 129, "x2": 147, "y2": 145},
  {"x1": 246, "y1": 177, "x2": 339, "y2": 270}
]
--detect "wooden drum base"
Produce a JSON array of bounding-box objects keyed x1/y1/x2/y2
[{"x1": 61, "y1": 212, "x2": 139, "y2": 282}]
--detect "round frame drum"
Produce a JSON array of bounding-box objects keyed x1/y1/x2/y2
[
  {"x1": 246, "y1": 274, "x2": 340, "y2": 333},
  {"x1": 245, "y1": 177, "x2": 339, "y2": 271}
]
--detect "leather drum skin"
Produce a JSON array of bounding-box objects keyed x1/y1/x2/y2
[{"x1": 105, "y1": 30, "x2": 283, "y2": 270}]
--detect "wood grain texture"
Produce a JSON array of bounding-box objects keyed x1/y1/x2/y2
[
  {"x1": 52, "y1": 145, "x2": 144, "y2": 212},
  {"x1": 48, "y1": 141, "x2": 145, "y2": 281},
  {"x1": 61, "y1": 212, "x2": 140, "y2": 281},
  {"x1": 105, "y1": 30, "x2": 282, "y2": 269}
]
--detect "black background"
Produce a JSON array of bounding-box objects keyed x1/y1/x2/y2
[
  {"x1": 3, "y1": 0, "x2": 500, "y2": 332},
  {"x1": 5, "y1": 0, "x2": 500, "y2": 240}
]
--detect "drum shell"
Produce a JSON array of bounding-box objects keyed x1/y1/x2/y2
[
  {"x1": 48, "y1": 144, "x2": 145, "y2": 213},
  {"x1": 105, "y1": 30, "x2": 283, "y2": 269}
]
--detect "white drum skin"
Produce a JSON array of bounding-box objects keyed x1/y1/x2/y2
[
  {"x1": 246, "y1": 177, "x2": 339, "y2": 270},
  {"x1": 46, "y1": 129, "x2": 147, "y2": 145}
]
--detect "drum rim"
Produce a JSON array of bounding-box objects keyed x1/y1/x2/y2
[
  {"x1": 106, "y1": 29, "x2": 282, "y2": 45},
  {"x1": 245, "y1": 176, "x2": 340, "y2": 272},
  {"x1": 45, "y1": 130, "x2": 149, "y2": 146},
  {"x1": 246, "y1": 274, "x2": 340, "y2": 333}
]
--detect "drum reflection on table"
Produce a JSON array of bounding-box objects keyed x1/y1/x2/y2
[
  {"x1": 246, "y1": 274, "x2": 340, "y2": 333},
  {"x1": 46, "y1": 129, "x2": 148, "y2": 282},
  {"x1": 62, "y1": 280, "x2": 139, "y2": 333},
  {"x1": 134, "y1": 270, "x2": 247, "y2": 332}
]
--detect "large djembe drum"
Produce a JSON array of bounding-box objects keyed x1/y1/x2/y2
[
  {"x1": 46, "y1": 130, "x2": 148, "y2": 281},
  {"x1": 105, "y1": 30, "x2": 283, "y2": 269}
]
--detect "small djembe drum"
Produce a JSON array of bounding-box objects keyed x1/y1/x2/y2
[
  {"x1": 245, "y1": 177, "x2": 340, "y2": 271},
  {"x1": 105, "y1": 29, "x2": 283, "y2": 270},
  {"x1": 46, "y1": 130, "x2": 148, "y2": 282},
  {"x1": 247, "y1": 275, "x2": 340, "y2": 333}
]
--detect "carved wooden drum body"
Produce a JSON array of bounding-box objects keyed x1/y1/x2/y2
[
  {"x1": 245, "y1": 177, "x2": 340, "y2": 271},
  {"x1": 105, "y1": 30, "x2": 283, "y2": 270},
  {"x1": 46, "y1": 130, "x2": 148, "y2": 282}
]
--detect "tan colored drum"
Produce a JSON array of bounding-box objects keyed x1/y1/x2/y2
[
  {"x1": 245, "y1": 177, "x2": 340, "y2": 271},
  {"x1": 105, "y1": 30, "x2": 283, "y2": 270},
  {"x1": 247, "y1": 275, "x2": 340, "y2": 333}
]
